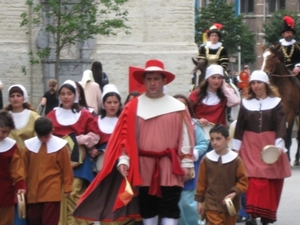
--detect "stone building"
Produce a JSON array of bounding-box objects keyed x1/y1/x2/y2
[{"x1": 0, "y1": 0, "x2": 197, "y2": 106}]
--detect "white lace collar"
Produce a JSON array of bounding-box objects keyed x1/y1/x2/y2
[
  {"x1": 206, "y1": 41, "x2": 222, "y2": 50},
  {"x1": 242, "y1": 97, "x2": 281, "y2": 111},
  {"x1": 55, "y1": 107, "x2": 81, "y2": 125},
  {"x1": 0, "y1": 137, "x2": 16, "y2": 153},
  {"x1": 279, "y1": 38, "x2": 296, "y2": 46},
  {"x1": 24, "y1": 135, "x2": 67, "y2": 153},
  {"x1": 206, "y1": 149, "x2": 238, "y2": 164}
]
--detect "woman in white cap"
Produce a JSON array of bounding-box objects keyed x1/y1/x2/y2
[
  {"x1": 46, "y1": 80, "x2": 100, "y2": 225},
  {"x1": 232, "y1": 71, "x2": 291, "y2": 225},
  {"x1": 4, "y1": 84, "x2": 40, "y2": 225},
  {"x1": 189, "y1": 64, "x2": 240, "y2": 128},
  {"x1": 91, "y1": 84, "x2": 122, "y2": 173}
]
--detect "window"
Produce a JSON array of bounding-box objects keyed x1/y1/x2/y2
[
  {"x1": 268, "y1": 0, "x2": 285, "y2": 14},
  {"x1": 240, "y1": 0, "x2": 254, "y2": 14}
]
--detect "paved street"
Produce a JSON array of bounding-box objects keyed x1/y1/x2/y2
[{"x1": 236, "y1": 138, "x2": 300, "y2": 225}]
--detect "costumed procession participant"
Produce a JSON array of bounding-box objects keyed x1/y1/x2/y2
[
  {"x1": 46, "y1": 80, "x2": 100, "y2": 225},
  {"x1": 91, "y1": 84, "x2": 122, "y2": 173},
  {"x1": 232, "y1": 71, "x2": 291, "y2": 225},
  {"x1": 73, "y1": 59, "x2": 195, "y2": 225},
  {"x1": 79, "y1": 70, "x2": 102, "y2": 114},
  {"x1": 23, "y1": 117, "x2": 73, "y2": 225},
  {"x1": 75, "y1": 82, "x2": 98, "y2": 117},
  {"x1": 275, "y1": 16, "x2": 300, "y2": 72},
  {"x1": 91, "y1": 61, "x2": 109, "y2": 92},
  {"x1": 0, "y1": 110, "x2": 26, "y2": 225},
  {"x1": 188, "y1": 64, "x2": 240, "y2": 145},
  {"x1": 195, "y1": 124, "x2": 248, "y2": 225},
  {"x1": 197, "y1": 23, "x2": 229, "y2": 70},
  {"x1": 173, "y1": 94, "x2": 209, "y2": 225},
  {"x1": 4, "y1": 84, "x2": 40, "y2": 225},
  {"x1": 40, "y1": 79, "x2": 59, "y2": 115},
  {"x1": 124, "y1": 91, "x2": 141, "y2": 105}
]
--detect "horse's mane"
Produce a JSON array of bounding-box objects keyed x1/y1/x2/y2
[{"x1": 268, "y1": 46, "x2": 291, "y2": 76}]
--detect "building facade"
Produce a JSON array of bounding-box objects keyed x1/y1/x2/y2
[
  {"x1": 197, "y1": 0, "x2": 300, "y2": 70},
  {"x1": 0, "y1": 0, "x2": 198, "y2": 106}
]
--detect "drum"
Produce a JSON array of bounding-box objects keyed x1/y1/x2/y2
[
  {"x1": 63, "y1": 133, "x2": 86, "y2": 168},
  {"x1": 261, "y1": 145, "x2": 280, "y2": 164},
  {"x1": 224, "y1": 198, "x2": 236, "y2": 216},
  {"x1": 202, "y1": 122, "x2": 215, "y2": 140},
  {"x1": 17, "y1": 193, "x2": 26, "y2": 219}
]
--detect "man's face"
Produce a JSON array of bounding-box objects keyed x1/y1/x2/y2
[
  {"x1": 209, "y1": 33, "x2": 219, "y2": 44},
  {"x1": 144, "y1": 72, "x2": 166, "y2": 98},
  {"x1": 282, "y1": 31, "x2": 294, "y2": 42}
]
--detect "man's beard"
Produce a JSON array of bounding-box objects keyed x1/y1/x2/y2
[{"x1": 285, "y1": 36, "x2": 293, "y2": 42}]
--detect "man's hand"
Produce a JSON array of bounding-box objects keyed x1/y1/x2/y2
[
  {"x1": 17, "y1": 189, "x2": 26, "y2": 194},
  {"x1": 118, "y1": 164, "x2": 129, "y2": 177},
  {"x1": 293, "y1": 66, "x2": 300, "y2": 75},
  {"x1": 197, "y1": 202, "x2": 204, "y2": 216}
]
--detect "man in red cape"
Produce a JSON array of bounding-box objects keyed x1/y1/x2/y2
[{"x1": 73, "y1": 59, "x2": 195, "y2": 225}]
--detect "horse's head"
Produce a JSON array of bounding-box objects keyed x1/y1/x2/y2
[
  {"x1": 261, "y1": 47, "x2": 285, "y2": 75},
  {"x1": 191, "y1": 57, "x2": 207, "y2": 75}
]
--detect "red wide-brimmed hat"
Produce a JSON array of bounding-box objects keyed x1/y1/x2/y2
[{"x1": 133, "y1": 59, "x2": 175, "y2": 85}]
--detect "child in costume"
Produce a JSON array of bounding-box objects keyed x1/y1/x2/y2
[
  {"x1": 23, "y1": 117, "x2": 73, "y2": 225},
  {"x1": 0, "y1": 110, "x2": 26, "y2": 225},
  {"x1": 195, "y1": 124, "x2": 248, "y2": 225}
]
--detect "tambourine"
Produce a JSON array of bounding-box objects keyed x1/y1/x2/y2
[
  {"x1": 261, "y1": 145, "x2": 280, "y2": 164},
  {"x1": 17, "y1": 193, "x2": 26, "y2": 219},
  {"x1": 224, "y1": 198, "x2": 236, "y2": 216},
  {"x1": 202, "y1": 122, "x2": 215, "y2": 140}
]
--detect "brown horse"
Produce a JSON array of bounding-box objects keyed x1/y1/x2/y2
[
  {"x1": 261, "y1": 47, "x2": 300, "y2": 164},
  {"x1": 191, "y1": 57, "x2": 208, "y2": 89}
]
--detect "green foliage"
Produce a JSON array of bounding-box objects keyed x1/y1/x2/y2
[
  {"x1": 195, "y1": 0, "x2": 256, "y2": 64},
  {"x1": 20, "y1": 0, "x2": 130, "y2": 76},
  {"x1": 263, "y1": 9, "x2": 300, "y2": 45}
]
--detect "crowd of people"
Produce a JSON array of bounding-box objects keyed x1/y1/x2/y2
[{"x1": 0, "y1": 17, "x2": 296, "y2": 225}]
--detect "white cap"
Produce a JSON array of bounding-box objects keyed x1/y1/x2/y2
[
  {"x1": 102, "y1": 84, "x2": 120, "y2": 108},
  {"x1": 205, "y1": 65, "x2": 224, "y2": 79},
  {"x1": 8, "y1": 84, "x2": 28, "y2": 103},
  {"x1": 249, "y1": 70, "x2": 269, "y2": 84},
  {"x1": 60, "y1": 80, "x2": 79, "y2": 103}
]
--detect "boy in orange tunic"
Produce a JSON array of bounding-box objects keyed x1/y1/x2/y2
[
  {"x1": 0, "y1": 110, "x2": 26, "y2": 225},
  {"x1": 23, "y1": 117, "x2": 73, "y2": 225},
  {"x1": 195, "y1": 124, "x2": 248, "y2": 225}
]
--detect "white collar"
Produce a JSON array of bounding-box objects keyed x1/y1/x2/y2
[
  {"x1": 10, "y1": 109, "x2": 31, "y2": 129},
  {"x1": 0, "y1": 137, "x2": 16, "y2": 153},
  {"x1": 206, "y1": 149, "x2": 238, "y2": 164},
  {"x1": 279, "y1": 38, "x2": 296, "y2": 46},
  {"x1": 137, "y1": 94, "x2": 185, "y2": 120},
  {"x1": 242, "y1": 97, "x2": 281, "y2": 111},
  {"x1": 98, "y1": 116, "x2": 118, "y2": 133},
  {"x1": 203, "y1": 91, "x2": 220, "y2": 105},
  {"x1": 24, "y1": 136, "x2": 67, "y2": 153},
  {"x1": 206, "y1": 41, "x2": 222, "y2": 50},
  {"x1": 55, "y1": 107, "x2": 81, "y2": 125}
]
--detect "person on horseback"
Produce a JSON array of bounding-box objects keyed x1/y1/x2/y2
[
  {"x1": 275, "y1": 16, "x2": 300, "y2": 72},
  {"x1": 197, "y1": 23, "x2": 229, "y2": 70}
]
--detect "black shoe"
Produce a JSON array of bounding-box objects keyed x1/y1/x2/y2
[{"x1": 245, "y1": 219, "x2": 257, "y2": 225}]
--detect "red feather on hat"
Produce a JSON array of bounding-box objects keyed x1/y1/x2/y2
[
  {"x1": 283, "y1": 16, "x2": 294, "y2": 28},
  {"x1": 213, "y1": 23, "x2": 223, "y2": 30}
]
